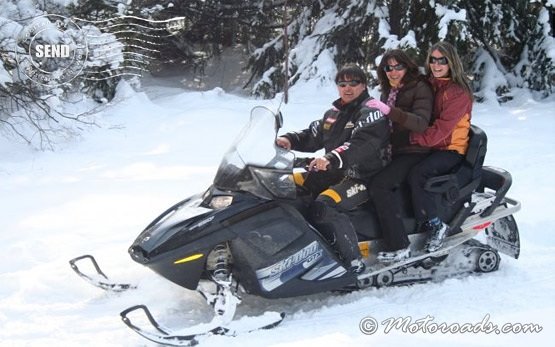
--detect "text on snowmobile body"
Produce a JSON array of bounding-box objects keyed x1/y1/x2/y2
[{"x1": 359, "y1": 314, "x2": 543, "y2": 335}]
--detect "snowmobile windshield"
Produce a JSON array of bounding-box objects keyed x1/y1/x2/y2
[{"x1": 213, "y1": 106, "x2": 296, "y2": 200}]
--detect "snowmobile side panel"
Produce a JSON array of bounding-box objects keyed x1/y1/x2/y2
[
  {"x1": 253, "y1": 241, "x2": 354, "y2": 298},
  {"x1": 226, "y1": 203, "x2": 353, "y2": 298}
]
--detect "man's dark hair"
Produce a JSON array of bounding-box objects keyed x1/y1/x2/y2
[{"x1": 335, "y1": 64, "x2": 368, "y2": 85}]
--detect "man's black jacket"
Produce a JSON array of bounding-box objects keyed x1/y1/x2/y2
[{"x1": 282, "y1": 90, "x2": 391, "y2": 180}]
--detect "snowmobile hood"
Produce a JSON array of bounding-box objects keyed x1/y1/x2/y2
[
  {"x1": 128, "y1": 194, "x2": 210, "y2": 259},
  {"x1": 129, "y1": 193, "x2": 266, "y2": 263}
]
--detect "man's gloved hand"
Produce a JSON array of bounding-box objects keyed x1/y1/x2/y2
[
  {"x1": 308, "y1": 157, "x2": 330, "y2": 172},
  {"x1": 366, "y1": 99, "x2": 391, "y2": 115},
  {"x1": 276, "y1": 136, "x2": 292, "y2": 150},
  {"x1": 294, "y1": 157, "x2": 314, "y2": 169}
]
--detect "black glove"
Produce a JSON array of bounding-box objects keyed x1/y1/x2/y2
[{"x1": 294, "y1": 157, "x2": 314, "y2": 169}]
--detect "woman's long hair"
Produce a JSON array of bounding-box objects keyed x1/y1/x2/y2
[
  {"x1": 426, "y1": 41, "x2": 473, "y2": 100},
  {"x1": 377, "y1": 49, "x2": 421, "y2": 94}
]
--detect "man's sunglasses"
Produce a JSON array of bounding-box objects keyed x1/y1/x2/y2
[
  {"x1": 429, "y1": 56, "x2": 449, "y2": 65},
  {"x1": 337, "y1": 80, "x2": 362, "y2": 87},
  {"x1": 383, "y1": 64, "x2": 405, "y2": 72}
]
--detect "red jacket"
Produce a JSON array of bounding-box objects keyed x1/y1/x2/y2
[{"x1": 410, "y1": 78, "x2": 472, "y2": 155}]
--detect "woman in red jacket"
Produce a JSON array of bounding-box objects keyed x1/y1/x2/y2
[{"x1": 408, "y1": 41, "x2": 473, "y2": 253}]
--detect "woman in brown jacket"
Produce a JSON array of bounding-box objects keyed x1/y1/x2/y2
[{"x1": 365, "y1": 49, "x2": 434, "y2": 263}]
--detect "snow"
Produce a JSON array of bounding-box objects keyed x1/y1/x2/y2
[
  {"x1": 288, "y1": 8, "x2": 343, "y2": 85},
  {"x1": 473, "y1": 48, "x2": 509, "y2": 102},
  {"x1": 1, "y1": 75, "x2": 554, "y2": 347},
  {"x1": 535, "y1": 0, "x2": 555, "y2": 7},
  {"x1": 435, "y1": 4, "x2": 467, "y2": 40}
]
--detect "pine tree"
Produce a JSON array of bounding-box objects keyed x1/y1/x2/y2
[
  {"x1": 246, "y1": 0, "x2": 382, "y2": 98},
  {"x1": 245, "y1": 0, "x2": 554, "y2": 101},
  {"x1": 518, "y1": 3, "x2": 555, "y2": 97}
]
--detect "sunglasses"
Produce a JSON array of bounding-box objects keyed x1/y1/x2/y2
[
  {"x1": 337, "y1": 80, "x2": 362, "y2": 87},
  {"x1": 383, "y1": 64, "x2": 406, "y2": 72},
  {"x1": 429, "y1": 56, "x2": 449, "y2": 65}
]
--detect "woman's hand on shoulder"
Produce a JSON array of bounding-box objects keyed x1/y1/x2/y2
[{"x1": 366, "y1": 99, "x2": 391, "y2": 115}]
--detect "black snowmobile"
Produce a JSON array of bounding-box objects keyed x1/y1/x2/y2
[{"x1": 70, "y1": 106, "x2": 520, "y2": 345}]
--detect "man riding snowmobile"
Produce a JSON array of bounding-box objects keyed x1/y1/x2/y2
[{"x1": 276, "y1": 64, "x2": 390, "y2": 274}]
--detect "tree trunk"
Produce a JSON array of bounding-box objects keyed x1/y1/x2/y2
[{"x1": 389, "y1": 0, "x2": 402, "y2": 36}]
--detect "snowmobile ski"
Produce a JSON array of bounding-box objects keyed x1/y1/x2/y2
[
  {"x1": 120, "y1": 270, "x2": 284, "y2": 345},
  {"x1": 120, "y1": 304, "x2": 285, "y2": 346},
  {"x1": 69, "y1": 254, "x2": 136, "y2": 292}
]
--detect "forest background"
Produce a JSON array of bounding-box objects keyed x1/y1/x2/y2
[{"x1": 0, "y1": 0, "x2": 554, "y2": 148}]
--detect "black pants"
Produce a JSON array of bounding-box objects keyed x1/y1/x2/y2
[
  {"x1": 368, "y1": 153, "x2": 429, "y2": 251},
  {"x1": 310, "y1": 177, "x2": 369, "y2": 265},
  {"x1": 294, "y1": 169, "x2": 344, "y2": 197},
  {"x1": 408, "y1": 150, "x2": 463, "y2": 222}
]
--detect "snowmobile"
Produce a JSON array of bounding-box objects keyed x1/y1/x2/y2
[{"x1": 70, "y1": 106, "x2": 520, "y2": 346}]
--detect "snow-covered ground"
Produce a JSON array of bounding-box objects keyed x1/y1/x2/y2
[{"x1": 0, "y1": 78, "x2": 554, "y2": 347}]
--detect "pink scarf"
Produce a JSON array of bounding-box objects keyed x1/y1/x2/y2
[{"x1": 386, "y1": 84, "x2": 402, "y2": 107}]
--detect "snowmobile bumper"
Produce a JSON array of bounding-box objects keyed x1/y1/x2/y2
[{"x1": 129, "y1": 244, "x2": 211, "y2": 290}]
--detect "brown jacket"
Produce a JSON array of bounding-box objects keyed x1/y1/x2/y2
[{"x1": 381, "y1": 78, "x2": 434, "y2": 155}]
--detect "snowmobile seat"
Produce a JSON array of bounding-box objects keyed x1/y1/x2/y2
[{"x1": 423, "y1": 125, "x2": 487, "y2": 221}]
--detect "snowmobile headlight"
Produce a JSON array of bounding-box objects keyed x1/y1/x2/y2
[{"x1": 209, "y1": 195, "x2": 233, "y2": 209}]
